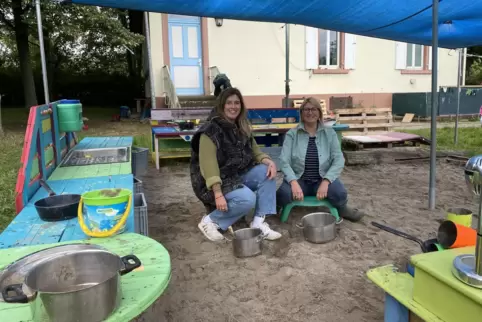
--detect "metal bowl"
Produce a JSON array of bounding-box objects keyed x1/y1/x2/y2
[
  {"x1": 464, "y1": 155, "x2": 482, "y2": 198},
  {"x1": 297, "y1": 212, "x2": 337, "y2": 244}
]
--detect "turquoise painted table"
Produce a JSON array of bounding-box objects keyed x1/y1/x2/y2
[
  {"x1": 0, "y1": 175, "x2": 134, "y2": 249},
  {"x1": 1, "y1": 136, "x2": 136, "y2": 249},
  {"x1": 0, "y1": 233, "x2": 171, "y2": 322}
]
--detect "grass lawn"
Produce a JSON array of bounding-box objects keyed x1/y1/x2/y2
[{"x1": 0, "y1": 107, "x2": 481, "y2": 233}]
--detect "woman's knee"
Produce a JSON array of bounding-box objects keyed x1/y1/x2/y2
[
  {"x1": 327, "y1": 179, "x2": 348, "y2": 206},
  {"x1": 276, "y1": 181, "x2": 293, "y2": 206},
  {"x1": 229, "y1": 187, "x2": 257, "y2": 210}
]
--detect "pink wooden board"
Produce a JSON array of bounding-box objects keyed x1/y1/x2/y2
[{"x1": 343, "y1": 132, "x2": 421, "y2": 144}]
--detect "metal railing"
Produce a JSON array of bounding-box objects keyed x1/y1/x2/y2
[
  {"x1": 162, "y1": 65, "x2": 181, "y2": 109},
  {"x1": 209, "y1": 66, "x2": 221, "y2": 94}
]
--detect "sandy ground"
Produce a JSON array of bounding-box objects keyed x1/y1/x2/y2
[{"x1": 139, "y1": 160, "x2": 476, "y2": 322}]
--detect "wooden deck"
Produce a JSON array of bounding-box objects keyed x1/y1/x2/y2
[{"x1": 342, "y1": 132, "x2": 425, "y2": 150}]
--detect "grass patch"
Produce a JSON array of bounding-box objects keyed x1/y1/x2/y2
[{"x1": 404, "y1": 126, "x2": 482, "y2": 156}]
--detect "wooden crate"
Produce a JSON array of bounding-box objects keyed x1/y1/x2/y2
[
  {"x1": 334, "y1": 107, "x2": 393, "y2": 134},
  {"x1": 292, "y1": 99, "x2": 327, "y2": 115}
]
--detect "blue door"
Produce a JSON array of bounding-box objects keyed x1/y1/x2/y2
[{"x1": 168, "y1": 15, "x2": 204, "y2": 96}]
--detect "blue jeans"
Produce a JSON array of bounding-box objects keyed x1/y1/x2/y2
[
  {"x1": 209, "y1": 164, "x2": 276, "y2": 230},
  {"x1": 276, "y1": 178, "x2": 348, "y2": 209}
]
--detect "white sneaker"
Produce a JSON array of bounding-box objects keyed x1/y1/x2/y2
[
  {"x1": 251, "y1": 221, "x2": 282, "y2": 241},
  {"x1": 198, "y1": 218, "x2": 224, "y2": 242}
]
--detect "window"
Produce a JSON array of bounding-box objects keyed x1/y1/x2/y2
[
  {"x1": 319, "y1": 29, "x2": 339, "y2": 68},
  {"x1": 406, "y1": 44, "x2": 424, "y2": 69}
]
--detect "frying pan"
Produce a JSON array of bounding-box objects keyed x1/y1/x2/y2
[
  {"x1": 371, "y1": 221, "x2": 441, "y2": 253},
  {"x1": 34, "y1": 180, "x2": 81, "y2": 222}
]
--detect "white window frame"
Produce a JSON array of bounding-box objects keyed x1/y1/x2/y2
[
  {"x1": 406, "y1": 44, "x2": 424, "y2": 69},
  {"x1": 318, "y1": 29, "x2": 340, "y2": 69}
]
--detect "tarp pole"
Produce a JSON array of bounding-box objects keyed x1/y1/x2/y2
[
  {"x1": 454, "y1": 49, "x2": 462, "y2": 145},
  {"x1": 429, "y1": 0, "x2": 439, "y2": 210},
  {"x1": 144, "y1": 12, "x2": 156, "y2": 111},
  {"x1": 35, "y1": 0, "x2": 50, "y2": 104},
  {"x1": 284, "y1": 24, "x2": 290, "y2": 108}
]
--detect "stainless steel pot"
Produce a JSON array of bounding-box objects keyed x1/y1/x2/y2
[
  {"x1": 297, "y1": 212, "x2": 337, "y2": 244},
  {"x1": 232, "y1": 228, "x2": 264, "y2": 258},
  {"x1": 2, "y1": 250, "x2": 141, "y2": 322}
]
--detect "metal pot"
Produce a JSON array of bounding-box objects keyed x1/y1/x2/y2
[
  {"x1": 297, "y1": 212, "x2": 337, "y2": 244},
  {"x1": 2, "y1": 250, "x2": 141, "y2": 322},
  {"x1": 232, "y1": 228, "x2": 264, "y2": 258}
]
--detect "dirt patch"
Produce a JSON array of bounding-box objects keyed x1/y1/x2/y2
[{"x1": 140, "y1": 160, "x2": 476, "y2": 322}]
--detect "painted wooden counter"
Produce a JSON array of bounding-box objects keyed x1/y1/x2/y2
[
  {"x1": 367, "y1": 246, "x2": 482, "y2": 322},
  {"x1": 49, "y1": 136, "x2": 133, "y2": 180},
  {"x1": 0, "y1": 174, "x2": 134, "y2": 249},
  {"x1": 0, "y1": 233, "x2": 171, "y2": 322}
]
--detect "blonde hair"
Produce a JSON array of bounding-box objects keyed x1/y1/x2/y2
[
  {"x1": 215, "y1": 88, "x2": 252, "y2": 137},
  {"x1": 300, "y1": 97, "x2": 324, "y2": 122}
]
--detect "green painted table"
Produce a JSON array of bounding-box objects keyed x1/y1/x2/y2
[
  {"x1": 367, "y1": 246, "x2": 482, "y2": 322},
  {"x1": 0, "y1": 233, "x2": 171, "y2": 322},
  {"x1": 49, "y1": 137, "x2": 133, "y2": 180}
]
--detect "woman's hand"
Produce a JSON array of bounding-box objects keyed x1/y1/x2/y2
[
  {"x1": 316, "y1": 180, "x2": 330, "y2": 200},
  {"x1": 263, "y1": 158, "x2": 277, "y2": 179},
  {"x1": 290, "y1": 181, "x2": 304, "y2": 201},
  {"x1": 215, "y1": 193, "x2": 228, "y2": 212}
]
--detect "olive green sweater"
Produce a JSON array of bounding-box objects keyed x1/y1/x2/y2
[{"x1": 199, "y1": 134, "x2": 270, "y2": 189}]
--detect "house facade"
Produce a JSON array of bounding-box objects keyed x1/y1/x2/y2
[{"x1": 146, "y1": 14, "x2": 464, "y2": 109}]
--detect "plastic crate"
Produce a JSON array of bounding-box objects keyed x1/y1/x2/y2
[
  {"x1": 134, "y1": 193, "x2": 148, "y2": 236},
  {"x1": 132, "y1": 146, "x2": 149, "y2": 176},
  {"x1": 134, "y1": 177, "x2": 143, "y2": 194}
]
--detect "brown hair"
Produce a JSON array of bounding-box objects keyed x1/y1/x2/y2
[
  {"x1": 215, "y1": 87, "x2": 252, "y2": 137},
  {"x1": 300, "y1": 97, "x2": 324, "y2": 122}
]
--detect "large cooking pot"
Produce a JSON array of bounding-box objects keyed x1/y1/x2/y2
[
  {"x1": 297, "y1": 212, "x2": 337, "y2": 244},
  {"x1": 34, "y1": 179, "x2": 81, "y2": 221},
  {"x1": 232, "y1": 228, "x2": 264, "y2": 258},
  {"x1": 2, "y1": 250, "x2": 141, "y2": 322}
]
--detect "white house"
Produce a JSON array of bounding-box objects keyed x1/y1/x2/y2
[{"x1": 146, "y1": 14, "x2": 464, "y2": 110}]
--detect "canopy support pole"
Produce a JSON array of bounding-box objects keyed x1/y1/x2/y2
[
  {"x1": 454, "y1": 49, "x2": 463, "y2": 145},
  {"x1": 429, "y1": 0, "x2": 439, "y2": 210},
  {"x1": 144, "y1": 12, "x2": 156, "y2": 111},
  {"x1": 284, "y1": 24, "x2": 290, "y2": 108},
  {"x1": 36, "y1": 0, "x2": 50, "y2": 104}
]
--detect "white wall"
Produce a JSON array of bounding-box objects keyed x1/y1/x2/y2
[
  {"x1": 207, "y1": 20, "x2": 460, "y2": 96},
  {"x1": 146, "y1": 13, "x2": 165, "y2": 97}
]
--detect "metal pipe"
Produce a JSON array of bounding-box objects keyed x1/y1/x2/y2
[
  {"x1": 454, "y1": 49, "x2": 462, "y2": 145},
  {"x1": 144, "y1": 12, "x2": 156, "y2": 111},
  {"x1": 284, "y1": 24, "x2": 290, "y2": 108},
  {"x1": 35, "y1": 0, "x2": 50, "y2": 104},
  {"x1": 476, "y1": 191, "x2": 482, "y2": 275},
  {"x1": 428, "y1": 0, "x2": 439, "y2": 210}
]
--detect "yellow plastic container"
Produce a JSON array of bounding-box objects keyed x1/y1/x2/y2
[{"x1": 446, "y1": 207, "x2": 472, "y2": 227}]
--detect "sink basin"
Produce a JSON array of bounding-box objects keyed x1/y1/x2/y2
[{"x1": 60, "y1": 147, "x2": 131, "y2": 167}]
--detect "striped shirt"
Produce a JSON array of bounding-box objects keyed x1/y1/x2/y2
[{"x1": 301, "y1": 136, "x2": 320, "y2": 181}]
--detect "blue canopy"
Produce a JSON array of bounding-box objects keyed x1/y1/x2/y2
[{"x1": 69, "y1": 0, "x2": 482, "y2": 49}]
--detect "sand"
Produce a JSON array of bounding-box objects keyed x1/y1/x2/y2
[{"x1": 139, "y1": 160, "x2": 476, "y2": 322}]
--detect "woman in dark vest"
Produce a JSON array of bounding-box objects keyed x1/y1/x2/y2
[{"x1": 190, "y1": 88, "x2": 282, "y2": 242}]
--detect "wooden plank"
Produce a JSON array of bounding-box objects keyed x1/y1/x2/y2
[
  {"x1": 345, "y1": 123, "x2": 394, "y2": 129},
  {"x1": 402, "y1": 113, "x2": 415, "y2": 123},
  {"x1": 337, "y1": 115, "x2": 392, "y2": 121},
  {"x1": 335, "y1": 107, "x2": 392, "y2": 114}
]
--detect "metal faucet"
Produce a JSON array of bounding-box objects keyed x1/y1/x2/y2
[{"x1": 453, "y1": 155, "x2": 482, "y2": 287}]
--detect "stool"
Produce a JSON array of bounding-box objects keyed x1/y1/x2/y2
[{"x1": 280, "y1": 196, "x2": 341, "y2": 223}]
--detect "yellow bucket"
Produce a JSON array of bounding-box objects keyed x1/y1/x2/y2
[{"x1": 446, "y1": 208, "x2": 473, "y2": 228}]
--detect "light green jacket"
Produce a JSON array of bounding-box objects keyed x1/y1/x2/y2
[{"x1": 279, "y1": 122, "x2": 345, "y2": 183}]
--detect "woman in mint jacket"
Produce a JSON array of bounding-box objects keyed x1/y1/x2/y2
[{"x1": 276, "y1": 97, "x2": 365, "y2": 222}]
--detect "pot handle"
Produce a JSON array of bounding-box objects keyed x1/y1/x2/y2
[
  {"x1": 120, "y1": 255, "x2": 142, "y2": 276},
  {"x1": 256, "y1": 234, "x2": 264, "y2": 242},
  {"x1": 2, "y1": 284, "x2": 29, "y2": 304},
  {"x1": 295, "y1": 223, "x2": 303, "y2": 229}
]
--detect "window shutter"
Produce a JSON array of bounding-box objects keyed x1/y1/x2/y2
[
  {"x1": 395, "y1": 42, "x2": 407, "y2": 70},
  {"x1": 344, "y1": 33, "x2": 356, "y2": 69},
  {"x1": 305, "y1": 27, "x2": 318, "y2": 70}
]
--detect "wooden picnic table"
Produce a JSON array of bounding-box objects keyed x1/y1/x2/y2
[
  {"x1": 0, "y1": 233, "x2": 171, "y2": 322},
  {"x1": 0, "y1": 136, "x2": 135, "y2": 249}
]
